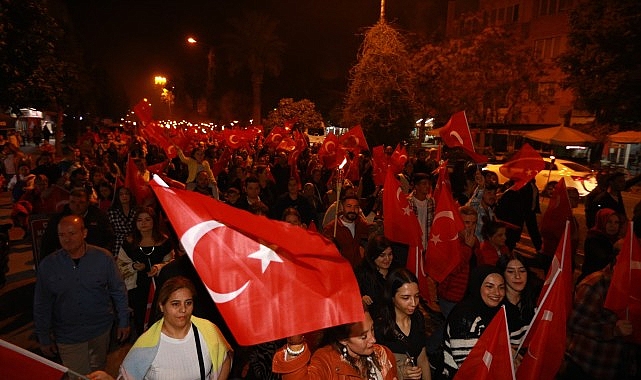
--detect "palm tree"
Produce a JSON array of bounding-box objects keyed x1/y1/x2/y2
[{"x1": 221, "y1": 11, "x2": 285, "y2": 124}]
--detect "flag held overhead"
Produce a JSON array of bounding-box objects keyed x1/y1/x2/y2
[{"x1": 150, "y1": 179, "x2": 364, "y2": 345}]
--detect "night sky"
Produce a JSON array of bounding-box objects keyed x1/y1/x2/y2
[{"x1": 62, "y1": 0, "x2": 445, "y2": 116}]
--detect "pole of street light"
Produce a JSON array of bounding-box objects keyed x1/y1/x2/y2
[{"x1": 187, "y1": 37, "x2": 215, "y2": 119}]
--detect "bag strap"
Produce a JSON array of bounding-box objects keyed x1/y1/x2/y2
[{"x1": 192, "y1": 323, "x2": 206, "y2": 380}]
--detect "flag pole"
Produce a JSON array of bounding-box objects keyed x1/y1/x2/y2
[
  {"x1": 333, "y1": 158, "x2": 348, "y2": 238},
  {"x1": 627, "y1": 221, "x2": 634, "y2": 320}
]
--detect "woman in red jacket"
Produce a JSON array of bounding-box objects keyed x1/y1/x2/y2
[{"x1": 273, "y1": 311, "x2": 398, "y2": 379}]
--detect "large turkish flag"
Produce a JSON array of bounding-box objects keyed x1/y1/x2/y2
[{"x1": 150, "y1": 178, "x2": 364, "y2": 345}]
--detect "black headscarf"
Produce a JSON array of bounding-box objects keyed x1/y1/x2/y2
[{"x1": 462, "y1": 265, "x2": 504, "y2": 324}]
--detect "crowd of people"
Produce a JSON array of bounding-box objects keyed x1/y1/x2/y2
[{"x1": 1, "y1": 123, "x2": 640, "y2": 379}]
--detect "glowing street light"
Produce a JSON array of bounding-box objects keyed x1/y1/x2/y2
[{"x1": 154, "y1": 76, "x2": 167, "y2": 86}]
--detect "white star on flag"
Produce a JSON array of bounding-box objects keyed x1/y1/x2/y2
[
  {"x1": 430, "y1": 234, "x2": 442, "y2": 245},
  {"x1": 403, "y1": 206, "x2": 412, "y2": 215},
  {"x1": 248, "y1": 244, "x2": 283, "y2": 273}
]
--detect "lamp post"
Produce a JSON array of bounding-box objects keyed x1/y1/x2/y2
[{"x1": 187, "y1": 37, "x2": 215, "y2": 119}]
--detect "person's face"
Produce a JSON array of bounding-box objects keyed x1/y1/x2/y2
[
  {"x1": 342, "y1": 199, "x2": 360, "y2": 222},
  {"x1": 160, "y1": 288, "x2": 194, "y2": 331},
  {"x1": 58, "y1": 219, "x2": 87, "y2": 255},
  {"x1": 69, "y1": 195, "x2": 89, "y2": 215},
  {"x1": 287, "y1": 180, "x2": 299, "y2": 194},
  {"x1": 18, "y1": 166, "x2": 29, "y2": 176},
  {"x1": 490, "y1": 227, "x2": 507, "y2": 248},
  {"x1": 136, "y1": 212, "x2": 154, "y2": 233},
  {"x1": 246, "y1": 182, "x2": 260, "y2": 199},
  {"x1": 480, "y1": 273, "x2": 505, "y2": 307},
  {"x1": 194, "y1": 150, "x2": 205, "y2": 163},
  {"x1": 605, "y1": 214, "x2": 621, "y2": 236},
  {"x1": 99, "y1": 186, "x2": 111, "y2": 199},
  {"x1": 92, "y1": 172, "x2": 104, "y2": 184},
  {"x1": 504, "y1": 259, "x2": 527, "y2": 293},
  {"x1": 339, "y1": 313, "x2": 376, "y2": 357},
  {"x1": 284, "y1": 214, "x2": 301, "y2": 226},
  {"x1": 414, "y1": 179, "x2": 431, "y2": 197},
  {"x1": 374, "y1": 247, "x2": 393, "y2": 271},
  {"x1": 482, "y1": 189, "x2": 497, "y2": 207},
  {"x1": 462, "y1": 214, "x2": 478, "y2": 233},
  {"x1": 119, "y1": 188, "x2": 131, "y2": 204},
  {"x1": 485, "y1": 173, "x2": 499, "y2": 186},
  {"x1": 393, "y1": 282, "x2": 420, "y2": 317},
  {"x1": 225, "y1": 190, "x2": 240, "y2": 203}
]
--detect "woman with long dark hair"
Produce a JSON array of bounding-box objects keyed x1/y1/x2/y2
[
  {"x1": 117, "y1": 206, "x2": 174, "y2": 335},
  {"x1": 375, "y1": 268, "x2": 431, "y2": 380},
  {"x1": 355, "y1": 234, "x2": 396, "y2": 320},
  {"x1": 108, "y1": 186, "x2": 136, "y2": 256}
]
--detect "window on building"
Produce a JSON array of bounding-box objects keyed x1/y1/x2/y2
[
  {"x1": 537, "y1": 0, "x2": 572, "y2": 16},
  {"x1": 533, "y1": 36, "x2": 565, "y2": 59}
]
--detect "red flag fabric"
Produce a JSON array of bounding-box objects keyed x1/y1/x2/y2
[
  {"x1": 432, "y1": 161, "x2": 451, "y2": 202},
  {"x1": 454, "y1": 306, "x2": 515, "y2": 380},
  {"x1": 499, "y1": 144, "x2": 545, "y2": 191},
  {"x1": 339, "y1": 125, "x2": 369, "y2": 153},
  {"x1": 389, "y1": 144, "x2": 408, "y2": 175},
  {"x1": 371, "y1": 145, "x2": 389, "y2": 186},
  {"x1": 133, "y1": 99, "x2": 176, "y2": 158},
  {"x1": 265, "y1": 126, "x2": 287, "y2": 149},
  {"x1": 276, "y1": 137, "x2": 297, "y2": 152},
  {"x1": 0, "y1": 339, "x2": 67, "y2": 380},
  {"x1": 288, "y1": 131, "x2": 308, "y2": 187},
  {"x1": 516, "y1": 265, "x2": 570, "y2": 380},
  {"x1": 212, "y1": 148, "x2": 232, "y2": 177},
  {"x1": 125, "y1": 156, "x2": 153, "y2": 204},
  {"x1": 307, "y1": 220, "x2": 318, "y2": 233},
  {"x1": 425, "y1": 167, "x2": 464, "y2": 282},
  {"x1": 439, "y1": 111, "x2": 487, "y2": 163},
  {"x1": 223, "y1": 129, "x2": 257, "y2": 150},
  {"x1": 540, "y1": 178, "x2": 572, "y2": 235},
  {"x1": 383, "y1": 169, "x2": 422, "y2": 249},
  {"x1": 318, "y1": 132, "x2": 346, "y2": 170},
  {"x1": 536, "y1": 221, "x2": 573, "y2": 319},
  {"x1": 149, "y1": 179, "x2": 364, "y2": 345},
  {"x1": 604, "y1": 221, "x2": 641, "y2": 344}
]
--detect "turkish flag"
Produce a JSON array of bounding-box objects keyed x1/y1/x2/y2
[
  {"x1": 149, "y1": 179, "x2": 364, "y2": 345},
  {"x1": 389, "y1": 144, "x2": 408, "y2": 175},
  {"x1": 371, "y1": 145, "x2": 389, "y2": 186},
  {"x1": 432, "y1": 161, "x2": 452, "y2": 202},
  {"x1": 499, "y1": 144, "x2": 545, "y2": 191},
  {"x1": 535, "y1": 221, "x2": 573, "y2": 319},
  {"x1": 223, "y1": 129, "x2": 256, "y2": 150},
  {"x1": 288, "y1": 131, "x2": 308, "y2": 186},
  {"x1": 133, "y1": 99, "x2": 154, "y2": 125},
  {"x1": 125, "y1": 156, "x2": 153, "y2": 204},
  {"x1": 426, "y1": 167, "x2": 464, "y2": 282},
  {"x1": 516, "y1": 265, "x2": 570, "y2": 380},
  {"x1": 454, "y1": 306, "x2": 515, "y2": 380},
  {"x1": 0, "y1": 339, "x2": 67, "y2": 380},
  {"x1": 265, "y1": 126, "x2": 287, "y2": 149},
  {"x1": 339, "y1": 125, "x2": 369, "y2": 153},
  {"x1": 604, "y1": 221, "x2": 641, "y2": 344},
  {"x1": 318, "y1": 132, "x2": 346, "y2": 170},
  {"x1": 212, "y1": 148, "x2": 232, "y2": 177},
  {"x1": 276, "y1": 137, "x2": 297, "y2": 152},
  {"x1": 439, "y1": 111, "x2": 487, "y2": 163},
  {"x1": 383, "y1": 169, "x2": 422, "y2": 249}
]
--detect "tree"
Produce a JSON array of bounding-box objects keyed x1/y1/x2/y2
[
  {"x1": 264, "y1": 98, "x2": 323, "y2": 132},
  {"x1": 342, "y1": 21, "x2": 418, "y2": 147},
  {"x1": 559, "y1": 0, "x2": 641, "y2": 126},
  {"x1": 220, "y1": 11, "x2": 285, "y2": 124},
  {"x1": 413, "y1": 17, "x2": 545, "y2": 131},
  {"x1": 0, "y1": 0, "x2": 93, "y2": 154}
]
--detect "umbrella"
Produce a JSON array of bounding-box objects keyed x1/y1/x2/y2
[
  {"x1": 523, "y1": 125, "x2": 597, "y2": 145},
  {"x1": 607, "y1": 130, "x2": 641, "y2": 144}
]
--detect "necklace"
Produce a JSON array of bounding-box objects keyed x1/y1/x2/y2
[{"x1": 139, "y1": 245, "x2": 155, "y2": 256}]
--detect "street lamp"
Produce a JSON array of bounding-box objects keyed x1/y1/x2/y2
[
  {"x1": 153, "y1": 76, "x2": 173, "y2": 117},
  {"x1": 187, "y1": 36, "x2": 215, "y2": 118}
]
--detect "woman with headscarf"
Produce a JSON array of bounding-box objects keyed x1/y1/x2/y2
[
  {"x1": 442, "y1": 265, "x2": 505, "y2": 378},
  {"x1": 578, "y1": 208, "x2": 622, "y2": 283}
]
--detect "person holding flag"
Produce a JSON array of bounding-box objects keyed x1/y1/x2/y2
[
  {"x1": 562, "y1": 256, "x2": 635, "y2": 379},
  {"x1": 116, "y1": 206, "x2": 174, "y2": 336},
  {"x1": 272, "y1": 310, "x2": 399, "y2": 379},
  {"x1": 442, "y1": 266, "x2": 506, "y2": 378}
]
